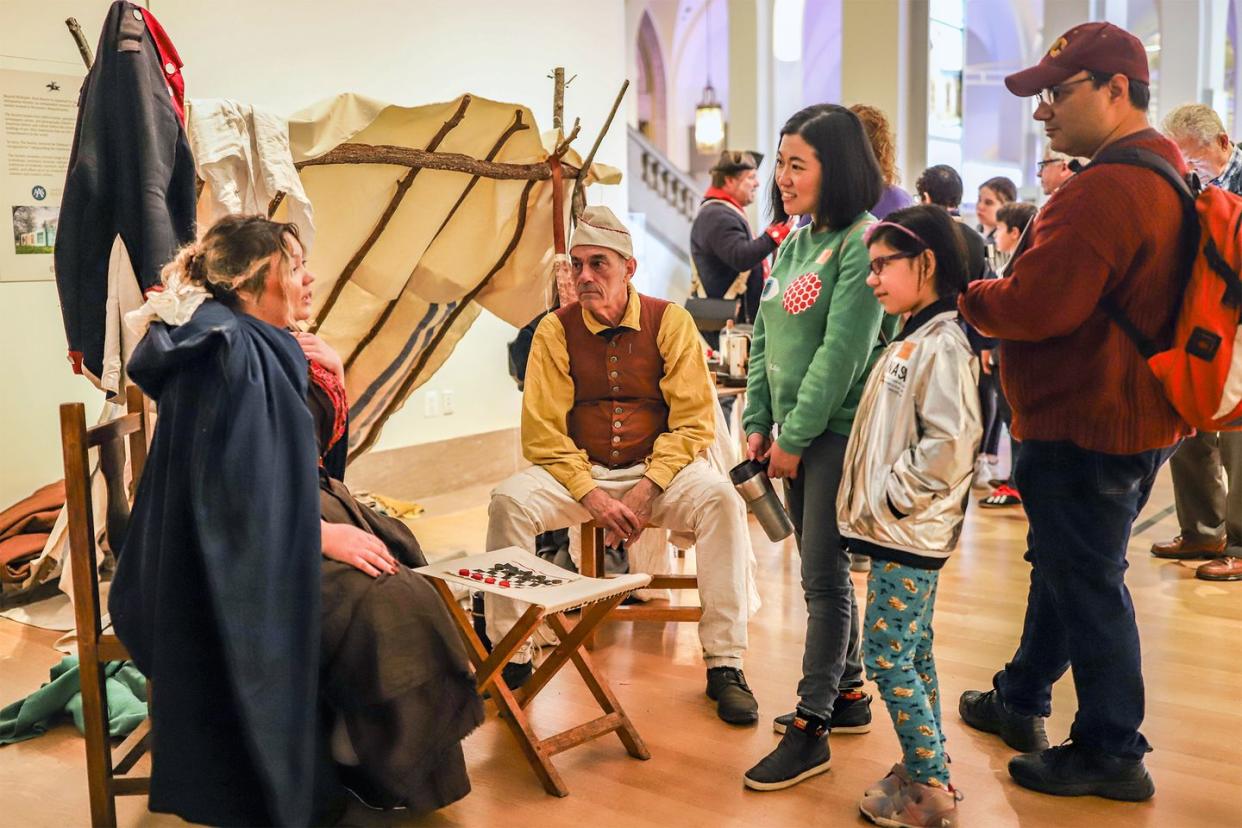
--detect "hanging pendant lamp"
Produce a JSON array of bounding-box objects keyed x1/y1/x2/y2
[{"x1": 694, "y1": 0, "x2": 725, "y2": 154}]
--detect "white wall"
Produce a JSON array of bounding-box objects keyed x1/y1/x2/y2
[{"x1": 0, "y1": 0, "x2": 629, "y2": 504}]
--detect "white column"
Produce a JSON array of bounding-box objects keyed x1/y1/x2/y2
[
  {"x1": 1043, "y1": 0, "x2": 1095, "y2": 42},
  {"x1": 840, "y1": 0, "x2": 928, "y2": 188},
  {"x1": 728, "y1": 0, "x2": 772, "y2": 224},
  {"x1": 1157, "y1": 0, "x2": 1228, "y2": 124}
]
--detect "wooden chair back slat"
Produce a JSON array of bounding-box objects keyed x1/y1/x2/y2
[{"x1": 59, "y1": 384, "x2": 153, "y2": 828}]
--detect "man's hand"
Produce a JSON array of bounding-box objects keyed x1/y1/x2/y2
[
  {"x1": 980, "y1": 348, "x2": 993, "y2": 376},
  {"x1": 580, "y1": 487, "x2": 642, "y2": 549},
  {"x1": 767, "y1": 442, "x2": 801, "y2": 479},
  {"x1": 614, "y1": 477, "x2": 661, "y2": 547}
]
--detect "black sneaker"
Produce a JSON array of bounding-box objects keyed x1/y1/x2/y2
[
  {"x1": 773, "y1": 689, "x2": 872, "y2": 735},
  {"x1": 706, "y1": 667, "x2": 759, "y2": 725},
  {"x1": 744, "y1": 710, "x2": 831, "y2": 791},
  {"x1": 1008, "y1": 742, "x2": 1155, "y2": 802},
  {"x1": 959, "y1": 688, "x2": 1049, "y2": 753}
]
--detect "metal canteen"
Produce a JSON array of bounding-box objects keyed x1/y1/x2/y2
[{"x1": 728, "y1": 459, "x2": 794, "y2": 542}]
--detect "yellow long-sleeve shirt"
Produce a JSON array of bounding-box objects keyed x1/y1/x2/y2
[{"x1": 522, "y1": 287, "x2": 716, "y2": 500}]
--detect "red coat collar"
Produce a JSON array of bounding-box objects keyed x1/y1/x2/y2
[{"x1": 703, "y1": 186, "x2": 744, "y2": 212}]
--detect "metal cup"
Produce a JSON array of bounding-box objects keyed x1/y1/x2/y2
[{"x1": 729, "y1": 459, "x2": 794, "y2": 542}]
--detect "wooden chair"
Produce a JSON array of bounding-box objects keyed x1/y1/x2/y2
[
  {"x1": 579, "y1": 521, "x2": 702, "y2": 648},
  {"x1": 60, "y1": 384, "x2": 151, "y2": 828}
]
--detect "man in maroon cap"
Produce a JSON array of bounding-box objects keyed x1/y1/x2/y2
[{"x1": 956, "y1": 22, "x2": 1190, "y2": 802}]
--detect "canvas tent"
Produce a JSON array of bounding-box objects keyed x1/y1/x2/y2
[{"x1": 279, "y1": 92, "x2": 620, "y2": 457}]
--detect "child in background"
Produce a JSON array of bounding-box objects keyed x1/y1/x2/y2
[
  {"x1": 837, "y1": 205, "x2": 982, "y2": 827},
  {"x1": 980, "y1": 201, "x2": 1037, "y2": 509}
]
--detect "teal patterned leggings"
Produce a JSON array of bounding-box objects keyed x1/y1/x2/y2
[{"x1": 863, "y1": 560, "x2": 949, "y2": 787}]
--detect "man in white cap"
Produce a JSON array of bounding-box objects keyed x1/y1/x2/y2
[{"x1": 484, "y1": 206, "x2": 757, "y2": 724}]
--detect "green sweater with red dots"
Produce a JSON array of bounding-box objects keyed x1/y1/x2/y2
[{"x1": 742, "y1": 216, "x2": 898, "y2": 454}]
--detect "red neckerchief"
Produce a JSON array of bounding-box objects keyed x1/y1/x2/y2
[
  {"x1": 703, "y1": 186, "x2": 745, "y2": 212},
  {"x1": 139, "y1": 7, "x2": 186, "y2": 125},
  {"x1": 308, "y1": 361, "x2": 347, "y2": 460}
]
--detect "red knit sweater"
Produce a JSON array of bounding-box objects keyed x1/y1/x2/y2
[{"x1": 959, "y1": 128, "x2": 1191, "y2": 454}]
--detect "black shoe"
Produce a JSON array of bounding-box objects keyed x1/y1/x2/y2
[
  {"x1": 744, "y1": 710, "x2": 831, "y2": 791},
  {"x1": 337, "y1": 764, "x2": 407, "y2": 811},
  {"x1": 483, "y1": 660, "x2": 533, "y2": 699},
  {"x1": 959, "y1": 688, "x2": 1049, "y2": 753},
  {"x1": 774, "y1": 689, "x2": 872, "y2": 735},
  {"x1": 706, "y1": 667, "x2": 759, "y2": 725},
  {"x1": 1008, "y1": 742, "x2": 1155, "y2": 801}
]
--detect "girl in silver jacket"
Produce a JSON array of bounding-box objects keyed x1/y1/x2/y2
[{"x1": 839, "y1": 205, "x2": 982, "y2": 828}]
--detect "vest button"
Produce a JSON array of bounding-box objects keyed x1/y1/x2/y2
[
  {"x1": 609, "y1": 370, "x2": 618, "y2": 378},
  {"x1": 609, "y1": 355, "x2": 618, "y2": 363},
  {"x1": 612, "y1": 435, "x2": 621, "y2": 444},
  {"x1": 614, "y1": 421, "x2": 622, "y2": 429},
  {"x1": 611, "y1": 386, "x2": 621, "y2": 393},
  {"x1": 614, "y1": 407, "x2": 622, "y2": 414},
  {"x1": 611, "y1": 450, "x2": 619, "y2": 458}
]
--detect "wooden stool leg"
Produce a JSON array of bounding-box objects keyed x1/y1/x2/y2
[
  {"x1": 518, "y1": 595, "x2": 626, "y2": 708},
  {"x1": 579, "y1": 525, "x2": 604, "y2": 650},
  {"x1": 428, "y1": 580, "x2": 570, "y2": 797},
  {"x1": 546, "y1": 614, "x2": 650, "y2": 761}
]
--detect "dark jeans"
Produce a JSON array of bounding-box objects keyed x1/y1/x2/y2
[
  {"x1": 992, "y1": 375, "x2": 1020, "y2": 485},
  {"x1": 996, "y1": 439, "x2": 1176, "y2": 759},
  {"x1": 784, "y1": 429, "x2": 864, "y2": 719},
  {"x1": 980, "y1": 369, "x2": 1002, "y2": 457}
]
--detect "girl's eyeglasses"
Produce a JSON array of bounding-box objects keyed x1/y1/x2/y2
[{"x1": 868, "y1": 252, "x2": 917, "y2": 276}]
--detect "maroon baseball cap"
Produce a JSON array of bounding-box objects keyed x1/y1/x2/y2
[{"x1": 1005, "y1": 22, "x2": 1149, "y2": 97}]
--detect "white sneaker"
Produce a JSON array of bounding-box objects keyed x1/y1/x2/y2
[{"x1": 971, "y1": 456, "x2": 996, "y2": 490}]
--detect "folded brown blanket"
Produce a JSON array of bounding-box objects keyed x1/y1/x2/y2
[
  {"x1": 0, "y1": 482, "x2": 64, "y2": 539},
  {"x1": 0, "y1": 533, "x2": 50, "y2": 582}
]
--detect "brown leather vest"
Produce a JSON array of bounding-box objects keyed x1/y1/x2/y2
[{"x1": 556, "y1": 295, "x2": 671, "y2": 468}]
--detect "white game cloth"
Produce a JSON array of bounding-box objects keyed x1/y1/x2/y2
[{"x1": 415, "y1": 548, "x2": 650, "y2": 616}]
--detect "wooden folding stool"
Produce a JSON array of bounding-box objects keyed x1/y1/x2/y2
[{"x1": 416, "y1": 549, "x2": 651, "y2": 797}]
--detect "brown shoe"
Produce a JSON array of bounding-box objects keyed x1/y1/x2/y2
[
  {"x1": 1196, "y1": 556, "x2": 1242, "y2": 581},
  {"x1": 1150, "y1": 535, "x2": 1226, "y2": 559}
]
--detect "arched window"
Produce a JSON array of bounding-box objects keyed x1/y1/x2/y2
[{"x1": 636, "y1": 11, "x2": 669, "y2": 153}]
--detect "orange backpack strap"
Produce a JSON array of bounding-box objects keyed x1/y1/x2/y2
[{"x1": 1087, "y1": 146, "x2": 1203, "y2": 358}]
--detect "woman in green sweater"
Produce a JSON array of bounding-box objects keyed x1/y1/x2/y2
[{"x1": 742, "y1": 104, "x2": 897, "y2": 791}]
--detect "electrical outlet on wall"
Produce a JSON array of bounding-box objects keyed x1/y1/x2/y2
[
  {"x1": 442, "y1": 389, "x2": 455, "y2": 415},
  {"x1": 424, "y1": 390, "x2": 441, "y2": 417}
]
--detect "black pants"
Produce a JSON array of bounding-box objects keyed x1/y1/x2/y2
[
  {"x1": 992, "y1": 377, "x2": 1020, "y2": 484},
  {"x1": 995, "y1": 439, "x2": 1176, "y2": 759},
  {"x1": 979, "y1": 369, "x2": 1002, "y2": 456}
]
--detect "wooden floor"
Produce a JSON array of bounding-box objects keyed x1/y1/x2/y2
[{"x1": 2, "y1": 469, "x2": 1240, "y2": 827}]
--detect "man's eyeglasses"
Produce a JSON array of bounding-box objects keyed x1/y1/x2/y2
[
  {"x1": 1033, "y1": 76, "x2": 1095, "y2": 106},
  {"x1": 1036, "y1": 159, "x2": 1065, "y2": 172}
]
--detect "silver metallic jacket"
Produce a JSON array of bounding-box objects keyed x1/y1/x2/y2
[{"x1": 837, "y1": 309, "x2": 983, "y2": 562}]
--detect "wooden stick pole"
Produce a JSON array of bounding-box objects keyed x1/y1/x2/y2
[
  {"x1": 572, "y1": 79, "x2": 629, "y2": 216},
  {"x1": 65, "y1": 18, "x2": 93, "y2": 69},
  {"x1": 553, "y1": 67, "x2": 565, "y2": 131}
]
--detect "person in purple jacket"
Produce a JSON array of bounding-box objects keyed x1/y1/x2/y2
[{"x1": 852, "y1": 105, "x2": 915, "y2": 219}]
